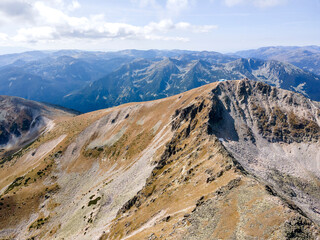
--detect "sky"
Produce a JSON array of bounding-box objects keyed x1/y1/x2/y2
[{"x1": 0, "y1": 0, "x2": 319, "y2": 54}]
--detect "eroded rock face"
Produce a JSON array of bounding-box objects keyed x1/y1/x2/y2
[
  {"x1": 208, "y1": 79, "x2": 320, "y2": 225},
  {"x1": 103, "y1": 80, "x2": 320, "y2": 240},
  {"x1": 0, "y1": 79, "x2": 319, "y2": 240},
  {"x1": 0, "y1": 95, "x2": 77, "y2": 159},
  {"x1": 210, "y1": 80, "x2": 320, "y2": 143},
  {"x1": 0, "y1": 109, "x2": 42, "y2": 145}
]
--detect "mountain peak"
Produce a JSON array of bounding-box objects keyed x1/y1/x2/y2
[{"x1": 1, "y1": 80, "x2": 319, "y2": 239}]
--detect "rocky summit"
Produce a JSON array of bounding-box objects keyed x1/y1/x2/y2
[{"x1": 0, "y1": 79, "x2": 319, "y2": 240}]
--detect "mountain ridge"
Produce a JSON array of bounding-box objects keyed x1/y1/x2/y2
[
  {"x1": 235, "y1": 46, "x2": 320, "y2": 75},
  {"x1": 64, "y1": 56, "x2": 320, "y2": 112},
  {"x1": 0, "y1": 79, "x2": 319, "y2": 239},
  {"x1": 0, "y1": 49, "x2": 319, "y2": 113}
]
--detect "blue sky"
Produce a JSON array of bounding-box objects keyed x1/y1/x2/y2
[{"x1": 0, "y1": 0, "x2": 319, "y2": 53}]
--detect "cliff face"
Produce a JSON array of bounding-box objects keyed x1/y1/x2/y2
[
  {"x1": 0, "y1": 79, "x2": 319, "y2": 240},
  {"x1": 209, "y1": 80, "x2": 320, "y2": 225}
]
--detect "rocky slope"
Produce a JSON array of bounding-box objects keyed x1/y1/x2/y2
[
  {"x1": 0, "y1": 79, "x2": 319, "y2": 240},
  {"x1": 0, "y1": 96, "x2": 77, "y2": 158}
]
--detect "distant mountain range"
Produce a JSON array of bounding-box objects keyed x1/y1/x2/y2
[
  {"x1": 64, "y1": 56, "x2": 320, "y2": 112},
  {"x1": 0, "y1": 48, "x2": 319, "y2": 112},
  {"x1": 0, "y1": 51, "x2": 133, "y2": 104},
  {"x1": 0, "y1": 50, "x2": 201, "y2": 105},
  {"x1": 234, "y1": 46, "x2": 320, "y2": 75}
]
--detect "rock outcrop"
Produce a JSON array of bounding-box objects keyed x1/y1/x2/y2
[{"x1": 0, "y1": 95, "x2": 77, "y2": 158}]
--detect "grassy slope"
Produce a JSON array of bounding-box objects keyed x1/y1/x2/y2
[{"x1": 0, "y1": 80, "x2": 319, "y2": 239}]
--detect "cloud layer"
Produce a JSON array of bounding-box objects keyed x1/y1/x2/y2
[
  {"x1": 0, "y1": 0, "x2": 298, "y2": 52},
  {"x1": 0, "y1": 0, "x2": 217, "y2": 45}
]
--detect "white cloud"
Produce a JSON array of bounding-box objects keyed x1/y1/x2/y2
[
  {"x1": 132, "y1": 0, "x2": 158, "y2": 8},
  {"x1": 144, "y1": 19, "x2": 217, "y2": 34},
  {"x1": 68, "y1": 0, "x2": 80, "y2": 11},
  {"x1": 0, "y1": 32, "x2": 9, "y2": 41},
  {"x1": 224, "y1": 0, "x2": 243, "y2": 7},
  {"x1": 166, "y1": 0, "x2": 189, "y2": 14},
  {"x1": 224, "y1": 0, "x2": 286, "y2": 8},
  {"x1": 145, "y1": 19, "x2": 176, "y2": 32},
  {"x1": 133, "y1": 0, "x2": 192, "y2": 17},
  {"x1": 13, "y1": 27, "x2": 57, "y2": 42},
  {"x1": 0, "y1": 0, "x2": 35, "y2": 22},
  {"x1": 0, "y1": 0, "x2": 81, "y2": 24},
  {"x1": 2, "y1": 1, "x2": 217, "y2": 44},
  {"x1": 175, "y1": 21, "x2": 218, "y2": 32},
  {"x1": 253, "y1": 0, "x2": 287, "y2": 8},
  {"x1": 43, "y1": 0, "x2": 81, "y2": 10},
  {"x1": 145, "y1": 35, "x2": 189, "y2": 41}
]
